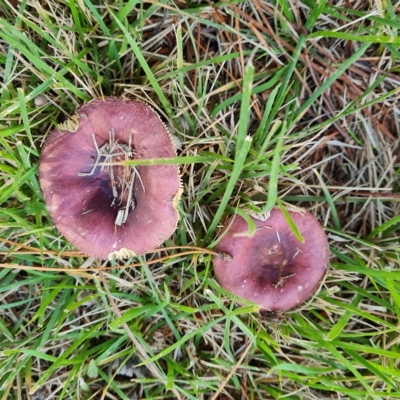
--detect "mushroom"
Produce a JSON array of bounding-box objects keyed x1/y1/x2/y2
[
  {"x1": 39, "y1": 97, "x2": 182, "y2": 260},
  {"x1": 213, "y1": 208, "x2": 329, "y2": 312}
]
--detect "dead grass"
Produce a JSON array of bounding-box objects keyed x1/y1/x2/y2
[{"x1": 0, "y1": 0, "x2": 400, "y2": 399}]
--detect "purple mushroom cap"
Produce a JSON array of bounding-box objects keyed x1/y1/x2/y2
[
  {"x1": 39, "y1": 97, "x2": 182, "y2": 260},
  {"x1": 213, "y1": 209, "x2": 329, "y2": 312}
]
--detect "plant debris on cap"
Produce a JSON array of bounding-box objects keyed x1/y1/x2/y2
[
  {"x1": 39, "y1": 97, "x2": 182, "y2": 260},
  {"x1": 213, "y1": 208, "x2": 329, "y2": 312}
]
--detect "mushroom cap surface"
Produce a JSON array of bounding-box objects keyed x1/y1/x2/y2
[
  {"x1": 213, "y1": 209, "x2": 329, "y2": 312},
  {"x1": 39, "y1": 97, "x2": 181, "y2": 260}
]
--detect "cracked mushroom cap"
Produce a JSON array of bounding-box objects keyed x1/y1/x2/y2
[
  {"x1": 213, "y1": 209, "x2": 329, "y2": 312},
  {"x1": 39, "y1": 97, "x2": 182, "y2": 260}
]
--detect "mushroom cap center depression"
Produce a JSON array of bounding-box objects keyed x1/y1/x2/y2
[
  {"x1": 254, "y1": 232, "x2": 296, "y2": 288},
  {"x1": 79, "y1": 131, "x2": 139, "y2": 227}
]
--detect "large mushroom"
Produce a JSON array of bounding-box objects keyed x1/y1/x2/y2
[
  {"x1": 213, "y1": 208, "x2": 329, "y2": 312},
  {"x1": 39, "y1": 97, "x2": 182, "y2": 260}
]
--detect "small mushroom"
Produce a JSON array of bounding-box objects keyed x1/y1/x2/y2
[
  {"x1": 34, "y1": 94, "x2": 47, "y2": 107},
  {"x1": 39, "y1": 97, "x2": 182, "y2": 260},
  {"x1": 213, "y1": 208, "x2": 329, "y2": 312}
]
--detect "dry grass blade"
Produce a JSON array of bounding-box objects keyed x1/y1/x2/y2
[{"x1": 0, "y1": 0, "x2": 399, "y2": 399}]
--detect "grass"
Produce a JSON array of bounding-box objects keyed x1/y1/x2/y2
[{"x1": 0, "y1": 0, "x2": 400, "y2": 399}]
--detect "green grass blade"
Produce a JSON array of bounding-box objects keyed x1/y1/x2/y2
[
  {"x1": 313, "y1": 169, "x2": 341, "y2": 230},
  {"x1": 204, "y1": 60, "x2": 255, "y2": 243},
  {"x1": 276, "y1": 199, "x2": 305, "y2": 243},
  {"x1": 294, "y1": 42, "x2": 371, "y2": 120},
  {"x1": 108, "y1": 7, "x2": 175, "y2": 122},
  {"x1": 260, "y1": 121, "x2": 285, "y2": 213}
]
